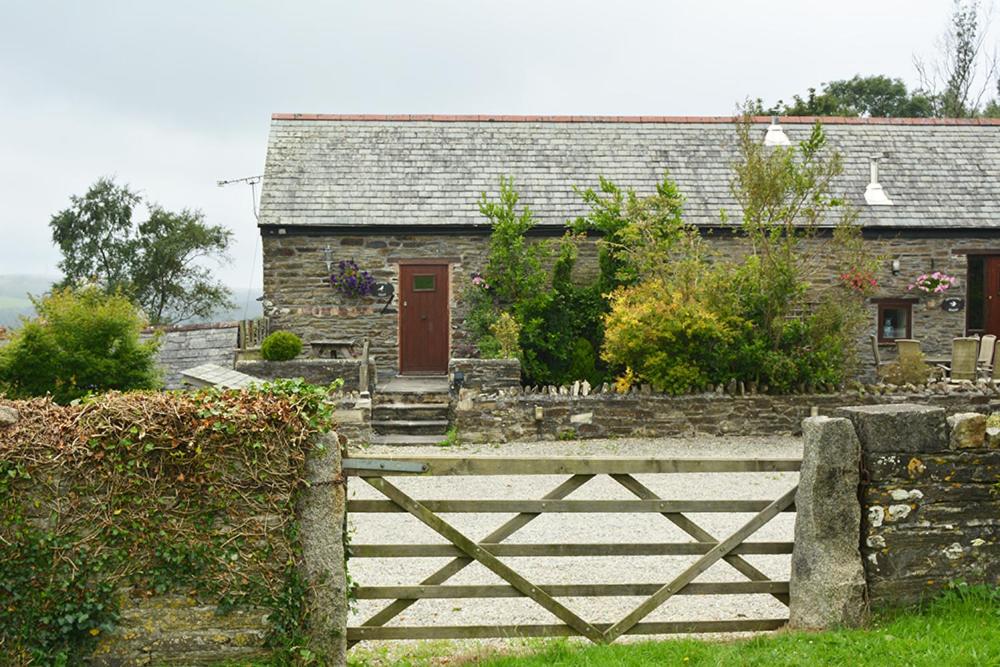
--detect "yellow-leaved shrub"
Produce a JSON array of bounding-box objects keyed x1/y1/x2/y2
[{"x1": 602, "y1": 279, "x2": 738, "y2": 395}]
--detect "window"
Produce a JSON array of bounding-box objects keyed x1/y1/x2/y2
[
  {"x1": 413, "y1": 275, "x2": 436, "y2": 291},
  {"x1": 875, "y1": 300, "x2": 914, "y2": 343}
]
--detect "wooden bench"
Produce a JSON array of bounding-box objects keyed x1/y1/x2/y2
[{"x1": 310, "y1": 339, "x2": 357, "y2": 359}]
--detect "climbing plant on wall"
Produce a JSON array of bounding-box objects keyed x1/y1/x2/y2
[{"x1": 0, "y1": 380, "x2": 339, "y2": 665}]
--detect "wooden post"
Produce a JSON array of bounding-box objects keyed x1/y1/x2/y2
[{"x1": 359, "y1": 338, "x2": 370, "y2": 396}]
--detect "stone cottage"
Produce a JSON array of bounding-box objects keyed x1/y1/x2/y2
[{"x1": 258, "y1": 114, "x2": 1000, "y2": 380}]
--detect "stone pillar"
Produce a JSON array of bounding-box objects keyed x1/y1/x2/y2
[
  {"x1": 298, "y1": 432, "x2": 348, "y2": 665},
  {"x1": 789, "y1": 416, "x2": 866, "y2": 629}
]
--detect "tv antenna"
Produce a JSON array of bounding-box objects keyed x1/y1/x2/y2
[
  {"x1": 217, "y1": 174, "x2": 263, "y2": 222},
  {"x1": 217, "y1": 174, "x2": 264, "y2": 319}
]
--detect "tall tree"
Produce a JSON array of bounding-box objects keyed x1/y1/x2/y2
[
  {"x1": 762, "y1": 75, "x2": 935, "y2": 118},
  {"x1": 915, "y1": 0, "x2": 998, "y2": 118},
  {"x1": 50, "y1": 178, "x2": 234, "y2": 325},
  {"x1": 762, "y1": 2, "x2": 999, "y2": 118}
]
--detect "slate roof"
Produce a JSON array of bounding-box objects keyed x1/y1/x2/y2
[{"x1": 259, "y1": 114, "x2": 1000, "y2": 230}]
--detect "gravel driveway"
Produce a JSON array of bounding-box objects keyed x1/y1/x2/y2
[{"x1": 346, "y1": 435, "x2": 802, "y2": 655}]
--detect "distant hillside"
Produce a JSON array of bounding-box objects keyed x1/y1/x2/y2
[
  {"x1": 0, "y1": 275, "x2": 53, "y2": 327},
  {"x1": 0, "y1": 275, "x2": 262, "y2": 328}
]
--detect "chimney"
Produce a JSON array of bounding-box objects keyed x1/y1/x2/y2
[
  {"x1": 864, "y1": 156, "x2": 894, "y2": 206},
  {"x1": 763, "y1": 115, "x2": 790, "y2": 147}
]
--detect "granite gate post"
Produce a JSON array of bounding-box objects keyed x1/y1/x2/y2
[
  {"x1": 298, "y1": 431, "x2": 349, "y2": 665},
  {"x1": 789, "y1": 416, "x2": 867, "y2": 629}
]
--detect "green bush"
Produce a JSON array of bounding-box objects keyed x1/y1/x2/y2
[
  {"x1": 603, "y1": 279, "x2": 737, "y2": 395},
  {"x1": 881, "y1": 350, "x2": 939, "y2": 385},
  {"x1": 488, "y1": 312, "x2": 522, "y2": 360},
  {"x1": 261, "y1": 331, "x2": 303, "y2": 361},
  {"x1": 0, "y1": 287, "x2": 160, "y2": 404},
  {"x1": 467, "y1": 180, "x2": 609, "y2": 387}
]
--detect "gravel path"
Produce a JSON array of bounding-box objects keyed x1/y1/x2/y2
[{"x1": 346, "y1": 435, "x2": 802, "y2": 656}]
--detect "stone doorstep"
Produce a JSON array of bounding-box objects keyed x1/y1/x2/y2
[
  {"x1": 369, "y1": 434, "x2": 448, "y2": 446},
  {"x1": 372, "y1": 419, "x2": 450, "y2": 436}
]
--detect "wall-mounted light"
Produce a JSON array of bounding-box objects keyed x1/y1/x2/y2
[
  {"x1": 891, "y1": 259, "x2": 901, "y2": 276},
  {"x1": 323, "y1": 245, "x2": 333, "y2": 273}
]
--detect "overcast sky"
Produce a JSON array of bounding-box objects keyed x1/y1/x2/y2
[{"x1": 0, "y1": 0, "x2": 965, "y2": 290}]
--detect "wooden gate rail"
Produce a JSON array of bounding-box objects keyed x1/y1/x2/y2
[
  {"x1": 351, "y1": 543, "x2": 793, "y2": 557},
  {"x1": 356, "y1": 581, "x2": 791, "y2": 599},
  {"x1": 345, "y1": 455, "x2": 800, "y2": 646},
  {"x1": 349, "y1": 499, "x2": 795, "y2": 513},
  {"x1": 344, "y1": 455, "x2": 802, "y2": 476}
]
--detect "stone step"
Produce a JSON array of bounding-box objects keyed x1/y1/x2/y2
[
  {"x1": 373, "y1": 419, "x2": 450, "y2": 436},
  {"x1": 373, "y1": 391, "x2": 451, "y2": 405},
  {"x1": 369, "y1": 434, "x2": 450, "y2": 446},
  {"x1": 373, "y1": 402, "x2": 450, "y2": 421}
]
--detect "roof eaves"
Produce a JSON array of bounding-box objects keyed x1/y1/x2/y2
[{"x1": 269, "y1": 113, "x2": 1000, "y2": 126}]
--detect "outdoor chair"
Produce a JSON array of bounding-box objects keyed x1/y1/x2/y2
[
  {"x1": 937, "y1": 337, "x2": 979, "y2": 382},
  {"x1": 870, "y1": 334, "x2": 890, "y2": 377},
  {"x1": 985, "y1": 343, "x2": 1000, "y2": 383},
  {"x1": 977, "y1": 334, "x2": 997, "y2": 377},
  {"x1": 895, "y1": 339, "x2": 922, "y2": 364}
]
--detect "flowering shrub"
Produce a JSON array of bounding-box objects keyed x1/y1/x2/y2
[
  {"x1": 908, "y1": 271, "x2": 957, "y2": 294},
  {"x1": 839, "y1": 269, "x2": 877, "y2": 292},
  {"x1": 470, "y1": 271, "x2": 490, "y2": 290},
  {"x1": 329, "y1": 260, "x2": 377, "y2": 297}
]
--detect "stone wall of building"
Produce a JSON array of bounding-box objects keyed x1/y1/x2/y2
[
  {"x1": 144, "y1": 322, "x2": 239, "y2": 389},
  {"x1": 260, "y1": 231, "x2": 595, "y2": 379},
  {"x1": 453, "y1": 384, "x2": 1000, "y2": 443},
  {"x1": 263, "y1": 229, "x2": 1000, "y2": 382},
  {"x1": 837, "y1": 405, "x2": 1000, "y2": 607}
]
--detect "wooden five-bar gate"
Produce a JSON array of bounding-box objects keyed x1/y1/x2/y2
[{"x1": 344, "y1": 455, "x2": 801, "y2": 645}]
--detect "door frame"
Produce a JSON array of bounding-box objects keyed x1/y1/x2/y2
[
  {"x1": 396, "y1": 260, "x2": 452, "y2": 375},
  {"x1": 966, "y1": 254, "x2": 1000, "y2": 336}
]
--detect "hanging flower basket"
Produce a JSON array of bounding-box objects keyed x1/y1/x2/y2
[
  {"x1": 908, "y1": 271, "x2": 957, "y2": 295},
  {"x1": 329, "y1": 260, "x2": 377, "y2": 298},
  {"x1": 909, "y1": 272, "x2": 957, "y2": 310},
  {"x1": 838, "y1": 270, "x2": 877, "y2": 293}
]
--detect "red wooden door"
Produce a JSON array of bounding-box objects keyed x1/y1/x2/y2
[
  {"x1": 399, "y1": 264, "x2": 450, "y2": 374},
  {"x1": 986, "y1": 258, "x2": 1000, "y2": 336}
]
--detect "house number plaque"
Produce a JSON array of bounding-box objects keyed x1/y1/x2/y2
[{"x1": 941, "y1": 297, "x2": 964, "y2": 312}]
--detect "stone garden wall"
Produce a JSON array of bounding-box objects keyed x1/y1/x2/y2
[
  {"x1": 0, "y1": 399, "x2": 348, "y2": 666},
  {"x1": 454, "y1": 382, "x2": 1000, "y2": 443},
  {"x1": 87, "y1": 431, "x2": 348, "y2": 666},
  {"x1": 449, "y1": 357, "x2": 521, "y2": 393},
  {"x1": 237, "y1": 358, "x2": 377, "y2": 393},
  {"x1": 839, "y1": 404, "x2": 1000, "y2": 607}
]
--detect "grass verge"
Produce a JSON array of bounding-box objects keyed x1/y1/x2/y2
[{"x1": 344, "y1": 585, "x2": 999, "y2": 666}]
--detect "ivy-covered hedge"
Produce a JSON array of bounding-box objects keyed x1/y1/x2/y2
[{"x1": 0, "y1": 380, "x2": 338, "y2": 665}]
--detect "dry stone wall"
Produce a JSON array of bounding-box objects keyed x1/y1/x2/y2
[
  {"x1": 449, "y1": 357, "x2": 521, "y2": 393},
  {"x1": 838, "y1": 404, "x2": 1000, "y2": 607},
  {"x1": 454, "y1": 383, "x2": 1000, "y2": 442},
  {"x1": 237, "y1": 358, "x2": 376, "y2": 393}
]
